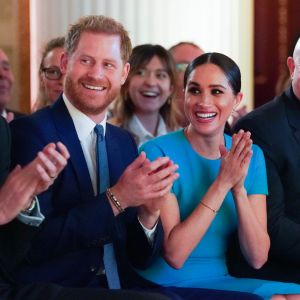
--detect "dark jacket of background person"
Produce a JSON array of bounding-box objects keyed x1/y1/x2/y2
[{"x1": 227, "y1": 86, "x2": 300, "y2": 283}]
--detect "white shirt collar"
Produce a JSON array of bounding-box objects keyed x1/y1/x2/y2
[
  {"x1": 127, "y1": 114, "x2": 168, "y2": 146},
  {"x1": 1, "y1": 109, "x2": 7, "y2": 118},
  {"x1": 62, "y1": 93, "x2": 107, "y2": 140}
]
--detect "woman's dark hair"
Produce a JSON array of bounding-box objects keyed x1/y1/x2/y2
[
  {"x1": 183, "y1": 52, "x2": 241, "y2": 95},
  {"x1": 113, "y1": 44, "x2": 179, "y2": 130}
]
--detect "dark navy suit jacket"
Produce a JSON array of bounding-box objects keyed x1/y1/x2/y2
[{"x1": 10, "y1": 96, "x2": 163, "y2": 288}]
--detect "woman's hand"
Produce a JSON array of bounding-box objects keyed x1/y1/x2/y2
[{"x1": 217, "y1": 130, "x2": 252, "y2": 191}]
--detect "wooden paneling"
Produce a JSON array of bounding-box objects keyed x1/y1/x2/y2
[
  {"x1": 254, "y1": 0, "x2": 300, "y2": 107},
  {"x1": 18, "y1": 0, "x2": 30, "y2": 113}
]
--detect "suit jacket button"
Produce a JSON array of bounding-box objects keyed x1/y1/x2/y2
[
  {"x1": 90, "y1": 266, "x2": 97, "y2": 272},
  {"x1": 96, "y1": 267, "x2": 106, "y2": 275}
]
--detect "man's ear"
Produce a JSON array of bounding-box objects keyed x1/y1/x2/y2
[
  {"x1": 60, "y1": 52, "x2": 68, "y2": 73},
  {"x1": 287, "y1": 56, "x2": 295, "y2": 79},
  {"x1": 121, "y1": 62, "x2": 130, "y2": 85}
]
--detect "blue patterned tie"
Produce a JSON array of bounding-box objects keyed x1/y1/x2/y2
[{"x1": 94, "y1": 124, "x2": 121, "y2": 289}]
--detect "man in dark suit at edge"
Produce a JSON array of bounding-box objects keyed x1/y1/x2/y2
[{"x1": 229, "y1": 37, "x2": 300, "y2": 283}]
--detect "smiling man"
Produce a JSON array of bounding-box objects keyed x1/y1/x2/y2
[{"x1": 9, "y1": 15, "x2": 178, "y2": 300}]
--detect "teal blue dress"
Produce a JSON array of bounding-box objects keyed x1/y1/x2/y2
[{"x1": 138, "y1": 129, "x2": 300, "y2": 300}]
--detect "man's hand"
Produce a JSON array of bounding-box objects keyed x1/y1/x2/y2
[
  {"x1": 109, "y1": 152, "x2": 179, "y2": 221},
  {"x1": 0, "y1": 142, "x2": 70, "y2": 225}
]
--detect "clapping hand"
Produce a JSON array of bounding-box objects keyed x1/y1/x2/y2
[
  {"x1": 0, "y1": 142, "x2": 69, "y2": 224},
  {"x1": 218, "y1": 130, "x2": 252, "y2": 192}
]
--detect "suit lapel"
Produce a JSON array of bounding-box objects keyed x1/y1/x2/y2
[
  {"x1": 51, "y1": 97, "x2": 94, "y2": 199},
  {"x1": 285, "y1": 88, "x2": 300, "y2": 146}
]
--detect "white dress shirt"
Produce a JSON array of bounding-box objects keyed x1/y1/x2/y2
[
  {"x1": 63, "y1": 94, "x2": 106, "y2": 196},
  {"x1": 1, "y1": 109, "x2": 7, "y2": 118},
  {"x1": 127, "y1": 114, "x2": 168, "y2": 147}
]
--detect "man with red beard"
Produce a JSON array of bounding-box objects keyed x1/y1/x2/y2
[
  {"x1": 9, "y1": 15, "x2": 261, "y2": 300},
  {"x1": 10, "y1": 14, "x2": 178, "y2": 299}
]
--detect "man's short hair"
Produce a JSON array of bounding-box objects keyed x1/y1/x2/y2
[{"x1": 65, "y1": 15, "x2": 132, "y2": 63}]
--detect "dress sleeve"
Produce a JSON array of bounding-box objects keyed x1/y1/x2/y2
[{"x1": 139, "y1": 140, "x2": 166, "y2": 162}]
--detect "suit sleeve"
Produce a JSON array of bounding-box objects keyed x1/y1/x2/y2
[
  {"x1": 235, "y1": 117, "x2": 300, "y2": 264},
  {"x1": 10, "y1": 116, "x2": 163, "y2": 278},
  {"x1": 9, "y1": 118, "x2": 115, "y2": 260},
  {"x1": 0, "y1": 116, "x2": 11, "y2": 186}
]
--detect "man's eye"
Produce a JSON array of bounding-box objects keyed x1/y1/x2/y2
[
  {"x1": 81, "y1": 58, "x2": 91, "y2": 64},
  {"x1": 2, "y1": 63, "x2": 10, "y2": 71},
  {"x1": 105, "y1": 63, "x2": 114, "y2": 68}
]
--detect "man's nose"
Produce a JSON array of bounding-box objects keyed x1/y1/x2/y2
[{"x1": 88, "y1": 65, "x2": 105, "y2": 79}]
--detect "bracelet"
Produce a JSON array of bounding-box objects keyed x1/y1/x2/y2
[
  {"x1": 106, "y1": 188, "x2": 125, "y2": 213},
  {"x1": 200, "y1": 201, "x2": 218, "y2": 214}
]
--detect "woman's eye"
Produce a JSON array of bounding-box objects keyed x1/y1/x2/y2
[
  {"x1": 136, "y1": 69, "x2": 146, "y2": 76},
  {"x1": 156, "y1": 71, "x2": 168, "y2": 80},
  {"x1": 49, "y1": 70, "x2": 59, "y2": 75},
  {"x1": 212, "y1": 89, "x2": 223, "y2": 95},
  {"x1": 188, "y1": 87, "x2": 200, "y2": 95}
]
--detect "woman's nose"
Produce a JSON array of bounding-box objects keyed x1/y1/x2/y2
[{"x1": 144, "y1": 71, "x2": 156, "y2": 85}]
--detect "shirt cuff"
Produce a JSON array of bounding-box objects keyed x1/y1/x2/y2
[
  {"x1": 17, "y1": 197, "x2": 45, "y2": 227},
  {"x1": 138, "y1": 217, "x2": 158, "y2": 246}
]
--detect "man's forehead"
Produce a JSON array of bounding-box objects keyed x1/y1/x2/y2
[
  {"x1": 293, "y1": 39, "x2": 300, "y2": 58},
  {"x1": 172, "y1": 45, "x2": 204, "y2": 63},
  {"x1": 0, "y1": 49, "x2": 9, "y2": 63}
]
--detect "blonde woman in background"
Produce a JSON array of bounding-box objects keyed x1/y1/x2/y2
[
  {"x1": 32, "y1": 37, "x2": 65, "y2": 112},
  {"x1": 111, "y1": 44, "x2": 179, "y2": 146}
]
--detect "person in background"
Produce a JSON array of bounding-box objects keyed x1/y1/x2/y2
[
  {"x1": 137, "y1": 52, "x2": 300, "y2": 299},
  {"x1": 111, "y1": 44, "x2": 179, "y2": 147},
  {"x1": 0, "y1": 49, "x2": 25, "y2": 122},
  {"x1": 32, "y1": 37, "x2": 65, "y2": 112},
  {"x1": 169, "y1": 42, "x2": 246, "y2": 132},
  {"x1": 169, "y1": 42, "x2": 204, "y2": 127},
  {"x1": 230, "y1": 37, "x2": 300, "y2": 285}
]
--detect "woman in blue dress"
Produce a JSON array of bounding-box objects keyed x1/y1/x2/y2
[{"x1": 138, "y1": 52, "x2": 300, "y2": 300}]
